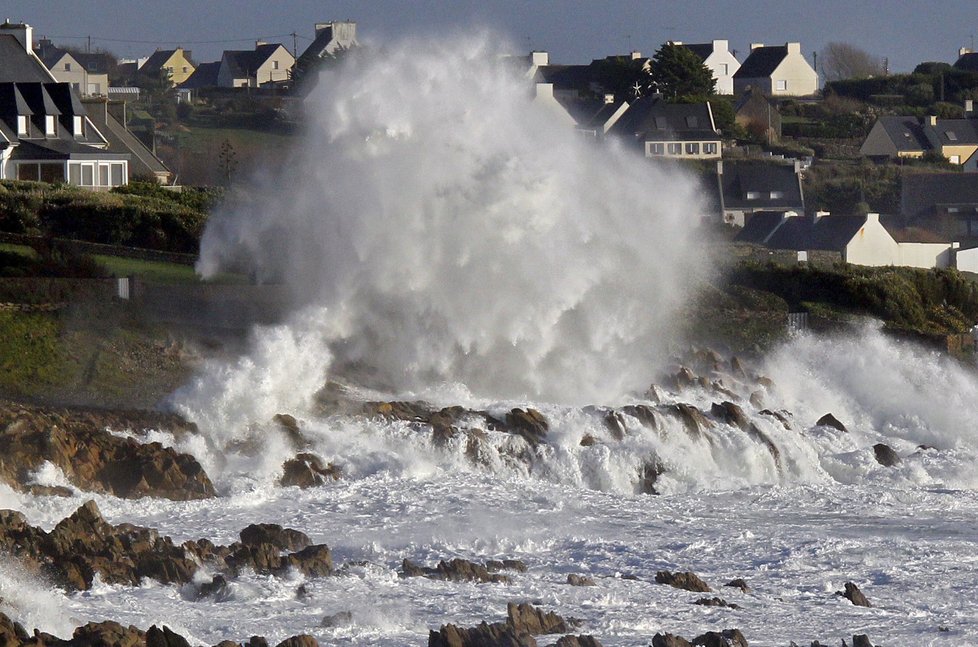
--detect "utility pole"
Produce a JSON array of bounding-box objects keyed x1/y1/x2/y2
[
  {"x1": 291, "y1": 32, "x2": 298, "y2": 61},
  {"x1": 87, "y1": 35, "x2": 91, "y2": 53}
]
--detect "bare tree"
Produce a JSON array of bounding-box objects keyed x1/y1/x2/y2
[{"x1": 820, "y1": 42, "x2": 885, "y2": 81}]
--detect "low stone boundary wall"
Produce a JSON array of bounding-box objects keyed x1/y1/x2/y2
[{"x1": 0, "y1": 232, "x2": 197, "y2": 266}]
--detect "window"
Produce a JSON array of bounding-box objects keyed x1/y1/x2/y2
[
  {"x1": 64, "y1": 62, "x2": 71, "y2": 71},
  {"x1": 718, "y1": 64, "x2": 728, "y2": 75},
  {"x1": 99, "y1": 165, "x2": 109, "y2": 187},
  {"x1": 81, "y1": 164, "x2": 94, "y2": 186},
  {"x1": 45, "y1": 115, "x2": 55, "y2": 136},
  {"x1": 273, "y1": 60, "x2": 280, "y2": 70},
  {"x1": 39, "y1": 163, "x2": 62, "y2": 184},
  {"x1": 667, "y1": 142, "x2": 682, "y2": 155},
  {"x1": 703, "y1": 142, "x2": 718, "y2": 154},
  {"x1": 182, "y1": 66, "x2": 188, "y2": 73},
  {"x1": 73, "y1": 116, "x2": 83, "y2": 136},
  {"x1": 746, "y1": 191, "x2": 760, "y2": 200},
  {"x1": 110, "y1": 163, "x2": 125, "y2": 186},
  {"x1": 950, "y1": 155, "x2": 961, "y2": 164},
  {"x1": 648, "y1": 142, "x2": 664, "y2": 156},
  {"x1": 17, "y1": 163, "x2": 38, "y2": 181},
  {"x1": 946, "y1": 131, "x2": 958, "y2": 141},
  {"x1": 685, "y1": 142, "x2": 700, "y2": 155},
  {"x1": 776, "y1": 80, "x2": 787, "y2": 91},
  {"x1": 770, "y1": 191, "x2": 784, "y2": 199},
  {"x1": 16, "y1": 115, "x2": 27, "y2": 135}
]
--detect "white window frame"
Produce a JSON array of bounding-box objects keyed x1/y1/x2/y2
[
  {"x1": 667, "y1": 142, "x2": 682, "y2": 155},
  {"x1": 73, "y1": 115, "x2": 83, "y2": 136},
  {"x1": 776, "y1": 79, "x2": 787, "y2": 91},
  {"x1": 685, "y1": 142, "x2": 700, "y2": 155},
  {"x1": 45, "y1": 115, "x2": 56, "y2": 136},
  {"x1": 16, "y1": 115, "x2": 27, "y2": 135},
  {"x1": 746, "y1": 191, "x2": 760, "y2": 200},
  {"x1": 703, "y1": 142, "x2": 718, "y2": 155},
  {"x1": 770, "y1": 191, "x2": 784, "y2": 199}
]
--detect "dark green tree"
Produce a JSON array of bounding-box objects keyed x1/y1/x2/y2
[{"x1": 649, "y1": 42, "x2": 716, "y2": 99}]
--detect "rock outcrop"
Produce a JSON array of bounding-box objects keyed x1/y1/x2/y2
[{"x1": 655, "y1": 570, "x2": 712, "y2": 592}]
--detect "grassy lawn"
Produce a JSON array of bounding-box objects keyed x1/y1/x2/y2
[{"x1": 0, "y1": 242, "x2": 246, "y2": 284}]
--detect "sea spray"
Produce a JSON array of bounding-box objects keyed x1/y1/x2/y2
[{"x1": 195, "y1": 32, "x2": 711, "y2": 405}]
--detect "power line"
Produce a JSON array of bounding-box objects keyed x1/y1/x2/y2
[{"x1": 44, "y1": 33, "x2": 312, "y2": 46}]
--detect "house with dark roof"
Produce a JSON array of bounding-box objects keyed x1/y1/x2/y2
[
  {"x1": 954, "y1": 47, "x2": 978, "y2": 72},
  {"x1": 179, "y1": 61, "x2": 220, "y2": 90},
  {"x1": 139, "y1": 48, "x2": 195, "y2": 86},
  {"x1": 217, "y1": 42, "x2": 294, "y2": 88},
  {"x1": 733, "y1": 42, "x2": 818, "y2": 96},
  {"x1": 673, "y1": 40, "x2": 740, "y2": 95},
  {"x1": 736, "y1": 211, "x2": 956, "y2": 268},
  {"x1": 34, "y1": 39, "x2": 110, "y2": 96},
  {"x1": 735, "y1": 88, "x2": 781, "y2": 142},
  {"x1": 82, "y1": 99, "x2": 171, "y2": 184},
  {"x1": 293, "y1": 21, "x2": 358, "y2": 92},
  {"x1": 713, "y1": 160, "x2": 804, "y2": 226},
  {"x1": 860, "y1": 115, "x2": 978, "y2": 167},
  {"x1": 901, "y1": 173, "x2": 978, "y2": 239},
  {"x1": 609, "y1": 95, "x2": 721, "y2": 159},
  {"x1": 0, "y1": 21, "x2": 131, "y2": 188}
]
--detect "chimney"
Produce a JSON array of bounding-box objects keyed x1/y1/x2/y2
[
  {"x1": 812, "y1": 210, "x2": 829, "y2": 223},
  {"x1": 535, "y1": 83, "x2": 554, "y2": 99},
  {"x1": 256, "y1": 40, "x2": 267, "y2": 48},
  {"x1": 604, "y1": 93, "x2": 615, "y2": 104},
  {"x1": 928, "y1": 115, "x2": 938, "y2": 126},
  {"x1": 786, "y1": 42, "x2": 801, "y2": 55},
  {"x1": 0, "y1": 19, "x2": 33, "y2": 52},
  {"x1": 866, "y1": 212, "x2": 880, "y2": 224},
  {"x1": 713, "y1": 39, "x2": 728, "y2": 52},
  {"x1": 961, "y1": 47, "x2": 973, "y2": 57},
  {"x1": 531, "y1": 50, "x2": 549, "y2": 66},
  {"x1": 630, "y1": 50, "x2": 642, "y2": 59},
  {"x1": 750, "y1": 42, "x2": 765, "y2": 50}
]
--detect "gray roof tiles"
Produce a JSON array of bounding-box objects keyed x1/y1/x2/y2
[{"x1": 734, "y1": 45, "x2": 787, "y2": 79}]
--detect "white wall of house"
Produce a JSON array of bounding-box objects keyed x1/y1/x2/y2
[
  {"x1": 255, "y1": 47, "x2": 295, "y2": 86},
  {"x1": 843, "y1": 214, "x2": 900, "y2": 266},
  {"x1": 769, "y1": 43, "x2": 818, "y2": 96},
  {"x1": 532, "y1": 83, "x2": 577, "y2": 126},
  {"x1": 955, "y1": 246, "x2": 978, "y2": 273},
  {"x1": 702, "y1": 40, "x2": 740, "y2": 95}
]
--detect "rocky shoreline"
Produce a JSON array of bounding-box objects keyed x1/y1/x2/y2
[{"x1": 0, "y1": 345, "x2": 905, "y2": 646}]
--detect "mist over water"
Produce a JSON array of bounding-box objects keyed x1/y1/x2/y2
[{"x1": 197, "y1": 33, "x2": 709, "y2": 404}]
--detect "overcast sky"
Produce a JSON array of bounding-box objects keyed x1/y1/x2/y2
[{"x1": 4, "y1": 0, "x2": 976, "y2": 74}]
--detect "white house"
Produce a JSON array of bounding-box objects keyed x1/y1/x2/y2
[
  {"x1": 733, "y1": 42, "x2": 818, "y2": 96},
  {"x1": 674, "y1": 40, "x2": 740, "y2": 95},
  {"x1": 217, "y1": 42, "x2": 294, "y2": 88}
]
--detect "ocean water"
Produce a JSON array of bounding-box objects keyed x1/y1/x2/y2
[{"x1": 4, "y1": 32, "x2": 978, "y2": 647}]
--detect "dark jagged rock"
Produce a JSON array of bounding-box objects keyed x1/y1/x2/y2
[
  {"x1": 485, "y1": 559, "x2": 527, "y2": 573},
  {"x1": 194, "y1": 574, "x2": 232, "y2": 601},
  {"x1": 147, "y1": 625, "x2": 192, "y2": 647},
  {"x1": 401, "y1": 558, "x2": 510, "y2": 583},
  {"x1": 711, "y1": 402, "x2": 750, "y2": 430},
  {"x1": 662, "y1": 404, "x2": 712, "y2": 439},
  {"x1": 579, "y1": 434, "x2": 597, "y2": 447},
  {"x1": 652, "y1": 634, "x2": 693, "y2": 647},
  {"x1": 724, "y1": 578, "x2": 750, "y2": 593},
  {"x1": 0, "y1": 402, "x2": 214, "y2": 500},
  {"x1": 691, "y1": 628, "x2": 748, "y2": 647},
  {"x1": 693, "y1": 597, "x2": 740, "y2": 609},
  {"x1": 239, "y1": 523, "x2": 311, "y2": 552},
  {"x1": 672, "y1": 366, "x2": 697, "y2": 390},
  {"x1": 639, "y1": 457, "x2": 665, "y2": 495},
  {"x1": 507, "y1": 603, "x2": 570, "y2": 636},
  {"x1": 851, "y1": 635, "x2": 873, "y2": 647},
  {"x1": 505, "y1": 409, "x2": 549, "y2": 447},
  {"x1": 838, "y1": 581, "x2": 871, "y2": 607},
  {"x1": 71, "y1": 620, "x2": 147, "y2": 647},
  {"x1": 247, "y1": 637, "x2": 269, "y2": 647},
  {"x1": 566, "y1": 574, "x2": 596, "y2": 587},
  {"x1": 603, "y1": 411, "x2": 626, "y2": 441},
  {"x1": 815, "y1": 413, "x2": 847, "y2": 432},
  {"x1": 280, "y1": 453, "x2": 340, "y2": 488},
  {"x1": 621, "y1": 405, "x2": 658, "y2": 430},
  {"x1": 273, "y1": 413, "x2": 307, "y2": 449},
  {"x1": 554, "y1": 636, "x2": 602, "y2": 647},
  {"x1": 274, "y1": 636, "x2": 318, "y2": 647},
  {"x1": 321, "y1": 611, "x2": 353, "y2": 628},
  {"x1": 655, "y1": 570, "x2": 712, "y2": 592},
  {"x1": 759, "y1": 409, "x2": 791, "y2": 429},
  {"x1": 873, "y1": 443, "x2": 901, "y2": 467},
  {"x1": 428, "y1": 622, "x2": 533, "y2": 647}
]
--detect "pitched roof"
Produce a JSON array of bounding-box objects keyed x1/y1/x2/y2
[
  {"x1": 902, "y1": 173, "x2": 978, "y2": 220},
  {"x1": 954, "y1": 52, "x2": 978, "y2": 71},
  {"x1": 735, "y1": 210, "x2": 786, "y2": 243},
  {"x1": 535, "y1": 64, "x2": 592, "y2": 91},
  {"x1": 679, "y1": 43, "x2": 715, "y2": 62},
  {"x1": 180, "y1": 61, "x2": 220, "y2": 89},
  {"x1": 609, "y1": 95, "x2": 717, "y2": 141},
  {"x1": 82, "y1": 98, "x2": 170, "y2": 180},
  {"x1": 141, "y1": 49, "x2": 192, "y2": 74},
  {"x1": 739, "y1": 213, "x2": 870, "y2": 251},
  {"x1": 719, "y1": 160, "x2": 803, "y2": 209},
  {"x1": 734, "y1": 45, "x2": 788, "y2": 78},
  {"x1": 11, "y1": 137, "x2": 127, "y2": 160},
  {"x1": 221, "y1": 44, "x2": 287, "y2": 79},
  {"x1": 930, "y1": 118, "x2": 978, "y2": 146},
  {"x1": 0, "y1": 34, "x2": 56, "y2": 83},
  {"x1": 875, "y1": 116, "x2": 932, "y2": 153}
]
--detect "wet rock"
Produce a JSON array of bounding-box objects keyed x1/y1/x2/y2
[
  {"x1": 23, "y1": 484, "x2": 74, "y2": 497},
  {"x1": 838, "y1": 581, "x2": 871, "y2": 607},
  {"x1": 662, "y1": 404, "x2": 712, "y2": 439},
  {"x1": 759, "y1": 409, "x2": 791, "y2": 429},
  {"x1": 655, "y1": 570, "x2": 712, "y2": 592},
  {"x1": 691, "y1": 628, "x2": 748, "y2": 647},
  {"x1": 730, "y1": 356, "x2": 747, "y2": 378},
  {"x1": 285, "y1": 544, "x2": 334, "y2": 577},
  {"x1": 566, "y1": 574, "x2": 596, "y2": 586},
  {"x1": 428, "y1": 622, "x2": 532, "y2": 647},
  {"x1": 639, "y1": 457, "x2": 665, "y2": 495},
  {"x1": 711, "y1": 401, "x2": 749, "y2": 430},
  {"x1": 724, "y1": 578, "x2": 750, "y2": 593},
  {"x1": 603, "y1": 411, "x2": 626, "y2": 441},
  {"x1": 147, "y1": 625, "x2": 192, "y2": 647},
  {"x1": 652, "y1": 634, "x2": 693, "y2": 647},
  {"x1": 873, "y1": 443, "x2": 901, "y2": 467},
  {"x1": 274, "y1": 635, "x2": 319, "y2": 647},
  {"x1": 273, "y1": 413, "x2": 307, "y2": 449},
  {"x1": 554, "y1": 636, "x2": 602, "y2": 647},
  {"x1": 195, "y1": 574, "x2": 232, "y2": 601},
  {"x1": 280, "y1": 453, "x2": 340, "y2": 488},
  {"x1": 485, "y1": 559, "x2": 527, "y2": 573},
  {"x1": 247, "y1": 637, "x2": 269, "y2": 647},
  {"x1": 621, "y1": 405, "x2": 658, "y2": 430},
  {"x1": 0, "y1": 402, "x2": 214, "y2": 500},
  {"x1": 505, "y1": 409, "x2": 549, "y2": 447},
  {"x1": 748, "y1": 391, "x2": 764, "y2": 408},
  {"x1": 815, "y1": 413, "x2": 847, "y2": 432},
  {"x1": 579, "y1": 434, "x2": 597, "y2": 447},
  {"x1": 693, "y1": 597, "x2": 740, "y2": 609},
  {"x1": 746, "y1": 423, "x2": 781, "y2": 469},
  {"x1": 239, "y1": 524, "x2": 311, "y2": 552},
  {"x1": 72, "y1": 620, "x2": 147, "y2": 647},
  {"x1": 321, "y1": 611, "x2": 353, "y2": 628},
  {"x1": 506, "y1": 603, "x2": 570, "y2": 635},
  {"x1": 851, "y1": 636, "x2": 873, "y2": 647},
  {"x1": 672, "y1": 366, "x2": 697, "y2": 390},
  {"x1": 401, "y1": 558, "x2": 510, "y2": 583}
]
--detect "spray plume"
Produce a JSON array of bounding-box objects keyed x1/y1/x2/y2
[{"x1": 195, "y1": 32, "x2": 710, "y2": 405}]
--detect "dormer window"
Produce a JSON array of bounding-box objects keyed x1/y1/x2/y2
[
  {"x1": 770, "y1": 191, "x2": 784, "y2": 199},
  {"x1": 73, "y1": 116, "x2": 83, "y2": 136},
  {"x1": 45, "y1": 115, "x2": 56, "y2": 136},
  {"x1": 17, "y1": 115, "x2": 27, "y2": 135},
  {"x1": 746, "y1": 191, "x2": 760, "y2": 200}
]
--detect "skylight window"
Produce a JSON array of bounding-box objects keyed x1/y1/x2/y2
[{"x1": 946, "y1": 131, "x2": 958, "y2": 141}]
